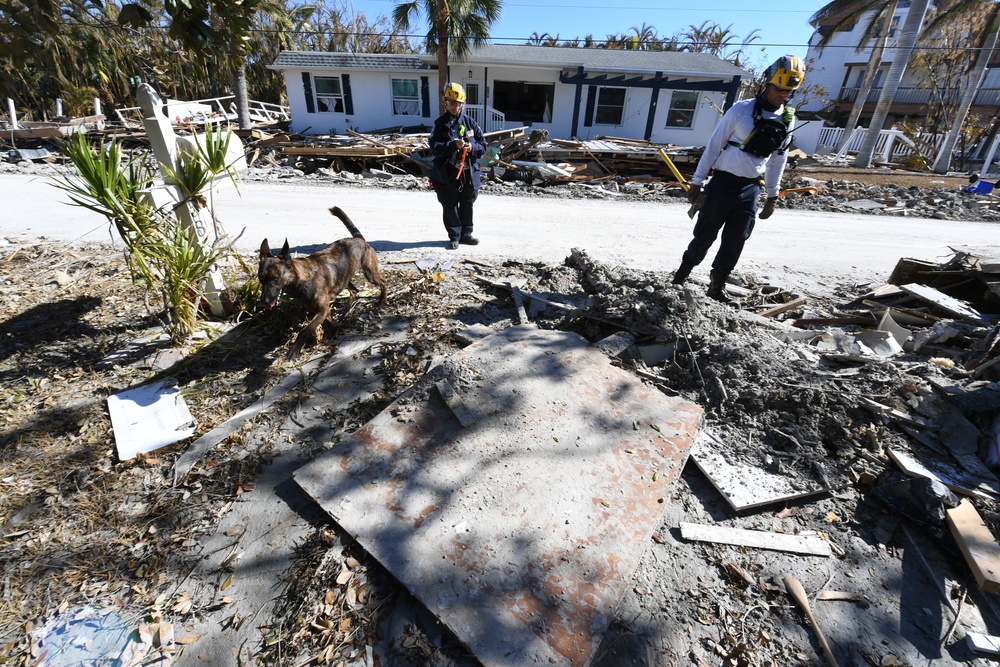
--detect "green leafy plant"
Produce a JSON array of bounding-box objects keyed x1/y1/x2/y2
[{"x1": 53, "y1": 130, "x2": 236, "y2": 342}]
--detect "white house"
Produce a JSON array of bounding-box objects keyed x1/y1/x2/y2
[
  {"x1": 268, "y1": 45, "x2": 748, "y2": 145},
  {"x1": 800, "y1": 1, "x2": 1000, "y2": 127}
]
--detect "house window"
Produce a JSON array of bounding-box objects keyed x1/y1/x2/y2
[
  {"x1": 315, "y1": 76, "x2": 344, "y2": 113},
  {"x1": 594, "y1": 87, "x2": 626, "y2": 125},
  {"x1": 492, "y1": 81, "x2": 554, "y2": 123},
  {"x1": 391, "y1": 78, "x2": 420, "y2": 115},
  {"x1": 666, "y1": 91, "x2": 697, "y2": 128}
]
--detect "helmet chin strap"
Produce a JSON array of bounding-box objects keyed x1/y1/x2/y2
[{"x1": 757, "y1": 88, "x2": 781, "y2": 113}]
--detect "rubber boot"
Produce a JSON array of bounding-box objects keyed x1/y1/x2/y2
[
  {"x1": 672, "y1": 262, "x2": 694, "y2": 285},
  {"x1": 707, "y1": 271, "x2": 732, "y2": 303}
]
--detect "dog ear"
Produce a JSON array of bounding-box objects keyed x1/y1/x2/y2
[
  {"x1": 260, "y1": 238, "x2": 271, "y2": 258},
  {"x1": 280, "y1": 239, "x2": 291, "y2": 259}
]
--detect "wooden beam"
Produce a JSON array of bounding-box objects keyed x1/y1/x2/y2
[
  {"x1": 758, "y1": 296, "x2": 807, "y2": 318},
  {"x1": 680, "y1": 522, "x2": 832, "y2": 557},
  {"x1": 946, "y1": 499, "x2": 1000, "y2": 593}
]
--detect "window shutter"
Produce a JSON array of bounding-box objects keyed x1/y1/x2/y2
[
  {"x1": 302, "y1": 72, "x2": 315, "y2": 114},
  {"x1": 342, "y1": 74, "x2": 354, "y2": 115},
  {"x1": 583, "y1": 85, "x2": 596, "y2": 128},
  {"x1": 421, "y1": 76, "x2": 431, "y2": 117}
]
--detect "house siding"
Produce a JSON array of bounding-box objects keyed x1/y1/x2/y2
[
  {"x1": 271, "y1": 47, "x2": 745, "y2": 145},
  {"x1": 282, "y1": 68, "x2": 433, "y2": 134}
]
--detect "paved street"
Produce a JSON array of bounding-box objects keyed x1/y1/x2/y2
[{"x1": 4, "y1": 173, "x2": 999, "y2": 292}]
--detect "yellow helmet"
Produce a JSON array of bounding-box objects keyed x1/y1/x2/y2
[
  {"x1": 764, "y1": 55, "x2": 805, "y2": 91},
  {"x1": 443, "y1": 82, "x2": 466, "y2": 103}
]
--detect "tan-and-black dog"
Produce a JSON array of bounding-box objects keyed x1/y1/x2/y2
[{"x1": 258, "y1": 206, "x2": 386, "y2": 359}]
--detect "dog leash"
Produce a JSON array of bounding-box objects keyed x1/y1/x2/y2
[{"x1": 456, "y1": 144, "x2": 469, "y2": 179}]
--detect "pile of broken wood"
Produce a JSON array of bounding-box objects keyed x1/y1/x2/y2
[
  {"x1": 753, "y1": 248, "x2": 1000, "y2": 375},
  {"x1": 228, "y1": 125, "x2": 702, "y2": 185}
]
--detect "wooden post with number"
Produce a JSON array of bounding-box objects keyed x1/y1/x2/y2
[{"x1": 135, "y1": 83, "x2": 246, "y2": 317}]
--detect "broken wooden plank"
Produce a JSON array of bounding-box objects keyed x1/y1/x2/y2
[
  {"x1": 758, "y1": 296, "x2": 806, "y2": 319},
  {"x1": 946, "y1": 499, "x2": 1000, "y2": 593},
  {"x1": 679, "y1": 522, "x2": 832, "y2": 557},
  {"x1": 435, "y1": 379, "x2": 477, "y2": 427}
]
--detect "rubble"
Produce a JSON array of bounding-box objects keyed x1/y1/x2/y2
[
  {"x1": 6, "y1": 135, "x2": 1000, "y2": 664},
  {"x1": 5, "y1": 221, "x2": 1000, "y2": 665}
]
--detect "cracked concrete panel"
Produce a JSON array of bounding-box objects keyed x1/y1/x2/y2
[{"x1": 295, "y1": 325, "x2": 702, "y2": 666}]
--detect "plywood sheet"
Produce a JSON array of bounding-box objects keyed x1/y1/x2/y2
[{"x1": 294, "y1": 325, "x2": 702, "y2": 666}]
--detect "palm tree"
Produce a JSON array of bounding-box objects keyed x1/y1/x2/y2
[
  {"x1": 853, "y1": 0, "x2": 932, "y2": 167},
  {"x1": 932, "y1": 2, "x2": 1000, "y2": 173},
  {"x1": 628, "y1": 23, "x2": 658, "y2": 51},
  {"x1": 680, "y1": 21, "x2": 759, "y2": 64},
  {"x1": 392, "y1": 0, "x2": 502, "y2": 114},
  {"x1": 821, "y1": 2, "x2": 899, "y2": 154}
]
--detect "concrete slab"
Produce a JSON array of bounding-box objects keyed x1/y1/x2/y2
[{"x1": 294, "y1": 325, "x2": 702, "y2": 667}]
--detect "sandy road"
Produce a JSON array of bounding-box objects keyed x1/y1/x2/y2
[{"x1": 4, "y1": 173, "x2": 999, "y2": 293}]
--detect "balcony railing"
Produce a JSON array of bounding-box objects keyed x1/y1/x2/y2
[
  {"x1": 839, "y1": 86, "x2": 1000, "y2": 107},
  {"x1": 816, "y1": 126, "x2": 946, "y2": 161},
  {"x1": 463, "y1": 104, "x2": 506, "y2": 133},
  {"x1": 116, "y1": 95, "x2": 290, "y2": 128}
]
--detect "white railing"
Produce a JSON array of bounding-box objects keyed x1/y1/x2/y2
[
  {"x1": 115, "y1": 95, "x2": 290, "y2": 127},
  {"x1": 816, "y1": 126, "x2": 946, "y2": 161},
  {"x1": 464, "y1": 104, "x2": 506, "y2": 133}
]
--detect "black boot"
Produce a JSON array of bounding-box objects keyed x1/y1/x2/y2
[
  {"x1": 672, "y1": 262, "x2": 694, "y2": 285},
  {"x1": 707, "y1": 271, "x2": 732, "y2": 303}
]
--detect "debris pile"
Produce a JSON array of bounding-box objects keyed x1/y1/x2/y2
[{"x1": 5, "y1": 229, "x2": 1000, "y2": 665}]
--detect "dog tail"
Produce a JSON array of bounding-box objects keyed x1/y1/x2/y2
[{"x1": 329, "y1": 206, "x2": 364, "y2": 240}]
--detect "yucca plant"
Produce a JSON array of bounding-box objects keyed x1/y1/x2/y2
[{"x1": 54, "y1": 130, "x2": 235, "y2": 342}]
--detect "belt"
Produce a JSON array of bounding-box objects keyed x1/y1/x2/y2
[{"x1": 714, "y1": 171, "x2": 762, "y2": 186}]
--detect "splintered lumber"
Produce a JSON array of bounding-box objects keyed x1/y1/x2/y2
[
  {"x1": 680, "y1": 522, "x2": 832, "y2": 557},
  {"x1": 346, "y1": 128, "x2": 430, "y2": 171},
  {"x1": 281, "y1": 145, "x2": 392, "y2": 156},
  {"x1": 946, "y1": 499, "x2": 1000, "y2": 593},
  {"x1": 758, "y1": 296, "x2": 807, "y2": 318}
]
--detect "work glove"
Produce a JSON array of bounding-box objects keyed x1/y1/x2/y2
[
  {"x1": 759, "y1": 197, "x2": 777, "y2": 219},
  {"x1": 686, "y1": 183, "x2": 702, "y2": 205}
]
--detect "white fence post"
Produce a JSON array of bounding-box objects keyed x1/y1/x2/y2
[
  {"x1": 6, "y1": 98, "x2": 17, "y2": 130},
  {"x1": 135, "y1": 83, "x2": 241, "y2": 317}
]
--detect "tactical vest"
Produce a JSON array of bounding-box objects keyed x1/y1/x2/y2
[{"x1": 728, "y1": 99, "x2": 793, "y2": 158}]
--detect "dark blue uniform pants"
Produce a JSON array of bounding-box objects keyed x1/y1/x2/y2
[
  {"x1": 682, "y1": 171, "x2": 760, "y2": 275},
  {"x1": 435, "y1": 177, "x2": 478, "y2": 243}
]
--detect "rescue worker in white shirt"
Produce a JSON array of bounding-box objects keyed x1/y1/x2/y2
[{"x1": 672, "y1": 55, "x2": 804, "y2": 303}]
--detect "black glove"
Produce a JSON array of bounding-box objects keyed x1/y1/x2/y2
[
  {"x1": 686, "y1": 183, "x2": 702, "y2": 204},
  {"x1": 759, "y1": 197, "x2": 777, "y2": 219}
]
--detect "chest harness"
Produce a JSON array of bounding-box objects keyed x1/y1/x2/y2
[{"x1": 727, "y1": 99, "x2": 795, "y2": 158}]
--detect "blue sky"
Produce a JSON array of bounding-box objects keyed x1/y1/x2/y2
[{"x1": 341, "y1": 0, "x2": 821, "y2": 70}]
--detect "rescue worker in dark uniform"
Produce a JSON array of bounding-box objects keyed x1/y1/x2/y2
[
  {"x1": 672, "y1": 55, "x2": 805, "y2": 302},
  {"x1": 429, "y1": 82, "x2": 486, "y2": 250}
]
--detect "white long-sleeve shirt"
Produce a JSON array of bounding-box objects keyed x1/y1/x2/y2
[{"x1": 690, "y1": 97, "x2": 793, "y2": 199}]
